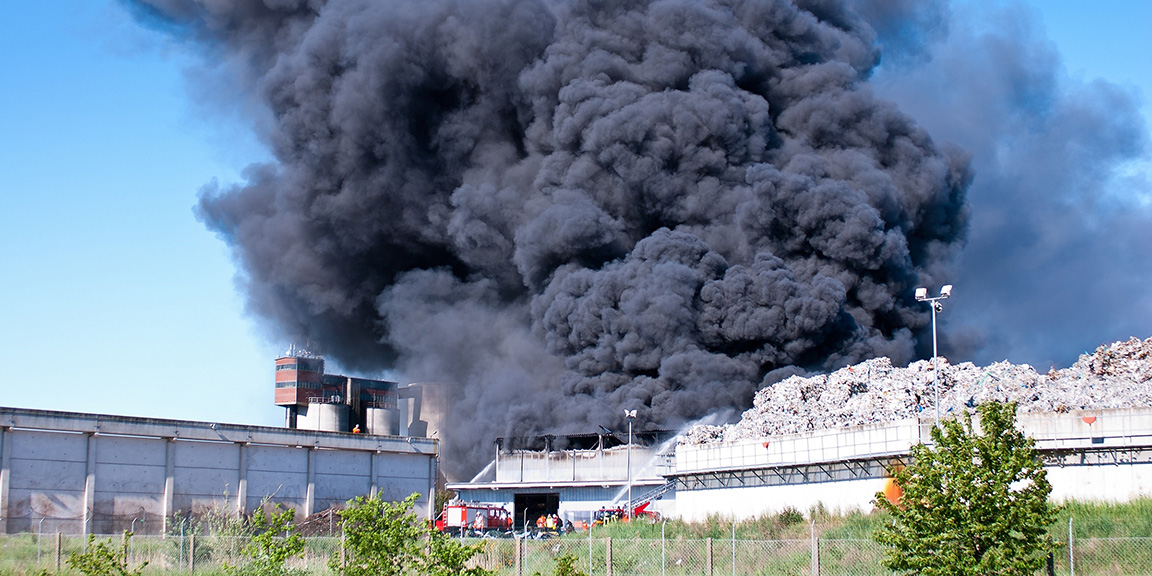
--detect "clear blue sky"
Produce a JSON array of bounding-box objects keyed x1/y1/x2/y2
[{"x1": 1, "y1": 0, "x2": 1149, "y2": 427}]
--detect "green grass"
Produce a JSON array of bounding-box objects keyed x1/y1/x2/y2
[{"x1": 5, "y1": 498, "x2": 1152, "y2": 575}]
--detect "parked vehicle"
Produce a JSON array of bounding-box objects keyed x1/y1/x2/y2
[{"x1": 435, "y1": 501, "x2": 514, "y2": 537}]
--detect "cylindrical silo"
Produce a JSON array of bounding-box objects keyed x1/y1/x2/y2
[
  {"x1": 365, "y1": 406, "x2": 400, "y2": 436},
  {"x1": 316, "y1": 403, "x2": 350, "y2": 432}
]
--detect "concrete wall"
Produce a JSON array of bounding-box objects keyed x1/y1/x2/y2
[
  {"x1": 0, "y1": 407, "x2": 438, "y2": 535},
  {"x1": 670, "y1": 407, "x2": 1152, "y2": 522},
  {"x1": 674, "y1": 478, "x2": 886, "y2": 523},
  {"x1": 673, "y1": 459, "x2": 1152, "y2": 523}
]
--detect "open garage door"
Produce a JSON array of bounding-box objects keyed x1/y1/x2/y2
[{"x1": 514, "y1": 492, "x2": 559, "y2": 530}]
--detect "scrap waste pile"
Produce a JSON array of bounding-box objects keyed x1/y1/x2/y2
[{"x1": 684, "y1": 337, "x2": 1152, "y2": 445}]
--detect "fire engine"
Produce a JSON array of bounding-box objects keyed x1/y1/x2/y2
[
  {"x1": 592, "y1": 480, "x2": 675, "y2": 526},
  {"x1": 592, "y1": 501, "x2": 660, "y2": 526},
  {"x1": 435, "y1": 501, "x2": 514, "y2": 536}
]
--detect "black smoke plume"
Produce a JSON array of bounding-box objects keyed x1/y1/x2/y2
[
  {"x1": 129, "y1": 0, "x2": 969, "y2": 478},
  {"x1": 857, "y1": 0, "x2": 1152, "y2": 370}
]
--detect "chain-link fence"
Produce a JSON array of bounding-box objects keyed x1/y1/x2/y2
[{"x1": 5, "y1": 532, "x2": 1152, "y2": 574}]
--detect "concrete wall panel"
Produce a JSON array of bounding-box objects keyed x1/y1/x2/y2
[
  {"x1": 314, "y1": 471, "x2": 371, "y2": 503},
  {"x1": 315, "y1": 450, "x2": 369, "y2": 476},
  {"x1": 1048, "y1": 463, "x2": 1152, "y2": 502},
  {"x1": 248, "y1": 445, "x2": 308, "y2": 472},
  {"x1": 9, "y1": 489, "x2": 86, "y2": 520},
  {"x1": 375, "y1": 453, "x2": 430, "y2": 481},
  {"x1": 246, "y1": 470, "x2": 308, "y2": 500},
  {"x1": 94, "y1": 462, "x2": 166, "y2": 494},
  {"x1": 174, "y1": 466, "x2": 242, "y2": 498},
  {"x1": 175, "y1": 441, "x2": 240, "y2": 470},
  {"x1": 375, "y1": 478, "x2": 430, "y2": 504},
  {"x1": 8, "y1": 458, "x2": 87, "y2": 491},
  {"x1": 10, "y1": 430, "x2": 88, "y2": 462},
  {"x1": 94, "y1": 435, "x2": 166, "y2": 466}
]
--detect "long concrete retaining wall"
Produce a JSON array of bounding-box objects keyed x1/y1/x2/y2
[
  {"x1": 0, "y1": 407, "x2": 438, "y2": 535},
  {"x1": 671, "y1": 408, "x2": 1152, "y2": 522}
]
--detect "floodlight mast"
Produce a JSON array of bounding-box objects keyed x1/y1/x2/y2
[
  {"x1": 624, "y1": 409, "x2": 637, "y2": 521},
  {"x1": 915, "y1": 285, "x2": 953, "y2": 427}
]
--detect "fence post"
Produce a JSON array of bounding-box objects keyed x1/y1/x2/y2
[
  {"x1": 1068, "y1": 517, "x2": 1074, "y2": 576},
  {"x1": 811, "y1": 520, "x2": 819, "y2": 576},
  {"x1": 706, "y1": 537, "x2": 713, "y2": 576},
  {"x1": 606, "y1": 537, "x2": 613, "y2": 576},
  {"x1": 189, "y1": 533, "x2": 196, "y2": 572},
  {"x1": 55, "y1": 532, "x2": 62, "y2": 572},
  {"x1": 661, "y1": 520, "x2": 667, "y2": 576},
  {"x1": 515, "y1": 536, "x2": 522, "y2": 576}
]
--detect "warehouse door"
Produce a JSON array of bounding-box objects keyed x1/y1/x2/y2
[{"x1": 514, "y1": 492, "x2": 559, "y2": 530}]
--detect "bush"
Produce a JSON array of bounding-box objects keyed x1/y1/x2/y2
[
  {"x1": 225, "y1": 504, "x2": 305, "y2": 576},
  {"x1": 331, "y1": 492, "x2": 492, "y2": 576},
  {"x1": 67, "y1": 533, "x2": 146, "y2": 576}
]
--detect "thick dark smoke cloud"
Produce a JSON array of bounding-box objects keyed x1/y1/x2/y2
[
  {"x1": 128, "y1": 0, "x2": 971, "y2": 477},
  {"x1": 857, "y1": 0, "x2": 1152, "y2": 371}
]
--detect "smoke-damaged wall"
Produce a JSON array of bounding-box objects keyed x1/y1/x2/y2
[{"x1": 128, "y1": 0, "x2": 969, "y2": 478}]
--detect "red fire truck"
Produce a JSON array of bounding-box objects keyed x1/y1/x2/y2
[{"x1": 435, "y1": 501, "x2": 514, "y2": 537}]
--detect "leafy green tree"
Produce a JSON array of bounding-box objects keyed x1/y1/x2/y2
[
  {"x1": 874, "y1": 402, "x2": 1059, "y2": 575},
  {"x1": 225, "y1": 504, "x2": 306, "y2": 576},
  {"x1": 67, "y1": 533, "x2": 146, "y2": 576},
  {"x1": 332, "y1": 492, "x2": 492, "y2": 576}
]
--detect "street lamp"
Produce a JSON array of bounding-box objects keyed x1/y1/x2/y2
[
  {"x1": 624, "y1": 409, "x2": 637, "y2": 521},
  {"x1": 915, "y1": 285, "x2": 952, "y2": 427}
]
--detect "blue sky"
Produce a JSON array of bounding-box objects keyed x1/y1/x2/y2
[{"x1": 1, "y1": 0, "x2": 1149, "y2": 427}]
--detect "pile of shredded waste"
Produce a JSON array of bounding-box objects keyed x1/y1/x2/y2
[{"x1": 682, "y1": 337, "x2": 1152, "y2": 445}]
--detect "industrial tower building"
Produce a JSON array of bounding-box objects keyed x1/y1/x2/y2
[{"x1": 275, "y1": 347, "x2": 400, "y2": 435}]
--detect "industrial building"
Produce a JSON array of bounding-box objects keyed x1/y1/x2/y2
[
  {"x1": 0, "y1": 406, "x2": 438, "y2": 537},
  {"x1": 449, "y1": 430, "x2": 677, "y2": 529},
  {"x1": 275, "y1": 347, "x2": 448, "y2": 440},
  {"x1": 275, "y1": 347, "x2": 400, "y2": 434},
  {"x1": 0, "y1": 350, "x2": 451, "y2": 537},
  {"x1": 448, "y1": 407, "x2": 1152, "y2": 527}
]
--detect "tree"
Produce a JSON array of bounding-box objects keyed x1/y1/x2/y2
[
  {"x1": 331, "y1": 492, "x2": 492, "y2": 576},
  {"x1": 874, "y1": 402, "x2": 1059, "y2": 575},
  {"x1": 225, "y1": 504, "x2": 306, "y2": 576}
]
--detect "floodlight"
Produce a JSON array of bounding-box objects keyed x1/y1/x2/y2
[
  {"x1": 940, "y1": 285, "x2": 953, "y2": 298},
  {"x1": 915, "y1": 287, "x2": 928, "y2": 300},
  {"x1": 624, "y1": 409, "x2": 637, "y2": 418}
]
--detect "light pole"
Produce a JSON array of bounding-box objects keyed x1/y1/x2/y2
[
  {"x1": 624, "y1": 409, "x2": 636, "y2": 521},
  {"x1": 915, "y1": 284, "x2": 952, "y2": 427}
]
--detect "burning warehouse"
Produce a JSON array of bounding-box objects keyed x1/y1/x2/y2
[{"x1": 448, "y1": 430, "x2": 678, "y2": 530}]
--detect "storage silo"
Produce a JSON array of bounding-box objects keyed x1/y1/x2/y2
[
  {"x1": 365, "y1": 406, "x2": 400, "y2": 435},
  {"x1": 295, "y1": 401, "x2": 350, "y2": 432}
]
